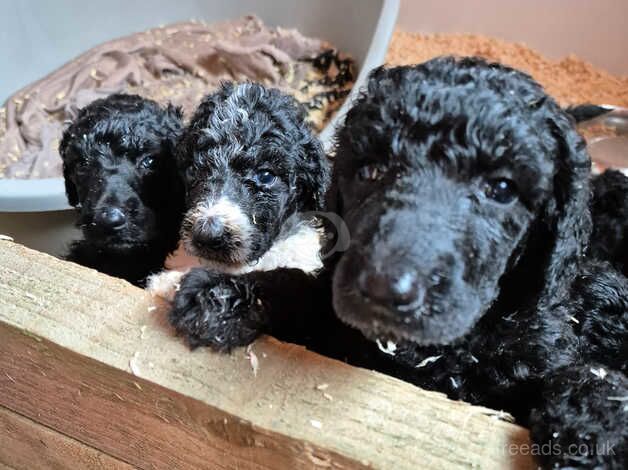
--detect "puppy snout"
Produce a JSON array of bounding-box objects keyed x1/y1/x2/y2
[
  {"x1": 359, "y1": 268, "x2": 423, "y2": 311},
  {"x1": 94, "y1": 207, "x2": 126, "y2": 231},
  {"x1": 192, "y1": 217, "x2": 228, "y2": 251}
]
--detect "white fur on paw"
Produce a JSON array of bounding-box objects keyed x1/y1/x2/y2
[{"x1": 146, "y1": 270, "x2": 187, "y2": 302}]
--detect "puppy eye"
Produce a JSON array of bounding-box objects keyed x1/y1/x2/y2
[
  {"x1": 138, "y1": 155, "x2": 155, "y2": 170},
  {"x1": 484, "y1": 178, "x2": 518, "y2": 204},
  {"x1": 253, "y1": 170, "x2": 277, "y2": 187},
  {"x1": 357, "y1": 164, "x2": 384, "y2": 181}
]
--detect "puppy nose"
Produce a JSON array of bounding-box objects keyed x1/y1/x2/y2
[
  {"x1": 95, "y1": 207, "x2": 126, "y2": 230},
  {"x1": 358, "y1": 269, "x2": 423, "y2": 310},
  {"x1": 193, "y1": 217, "x2": 226, "y2": 249}
]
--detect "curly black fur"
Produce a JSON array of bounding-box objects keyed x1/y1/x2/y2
[
  {"x1": 530, "y1": 365, "x2": 628, "y2": 468},
  {"x1": 168, "y1": 59, "x2": 628, "y2": 468},
  {"x1": 60, "y1": 94, "x2": 185, "y2": 286},
  {"x1": 168, "y1": 82, "x2": 329, "y2": 349}
]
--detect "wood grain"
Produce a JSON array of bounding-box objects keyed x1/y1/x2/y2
[
  {"x1": 0, "y1": 240, "x2": 536, "y2": 469},
  {"x1": 0, "y1": 406, "x2": 133, "y2": 470}
]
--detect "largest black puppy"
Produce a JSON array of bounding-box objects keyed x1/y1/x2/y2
[
  {"x1": 173, "y1": 58, "x2": 627, "y2": 468},
  {"x1": 326, "y1": 59, "x2": 627, "y2": 468},
  {"x1": 60, "y1": 94, "x2": 185, "y2": 285}
]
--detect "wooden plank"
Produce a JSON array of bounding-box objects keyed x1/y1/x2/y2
[
  {"x1": 0, "y1": 240, "x2": 536, "y2": 469},
  {"x1": 0, "y1": 405, "x2": 134, "y2": 470}
]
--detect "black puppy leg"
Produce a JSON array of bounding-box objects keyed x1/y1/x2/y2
[
  {"x1": 529, "y1": 365, "x2": 627, "y2": 469},
  {"x1": 169, "y1": 267, "x2": 331, "y2": 351}
]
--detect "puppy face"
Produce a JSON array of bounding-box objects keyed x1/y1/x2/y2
[
  {"x1": 331, "y1": 58, "x2": 587, "y2": 345},
  {"x1": 60, "y1": 94, "x2": 183, "y2": 251},
  {"x1": 177, "y1": 82, "x2": 327, "y2": 270}
]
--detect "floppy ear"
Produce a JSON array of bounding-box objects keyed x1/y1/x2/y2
[
  {"x1": 296, "y1": 130, "x2": 330, "y2": 212},
  {"x1": 324, "y1": 165, "x2": 343, "y2": 215},
  {"x1": 63, "y1": 165, "x2": 79, "y2": 207},
  {"x1": 59, "y1": 133, "x2": 80, "y2": 207},
  {"x1": 541, "y1": 111, "x2": 592, "y2": 305}
]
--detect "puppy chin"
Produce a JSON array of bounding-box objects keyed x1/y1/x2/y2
[{"x1": 100, "y1": 240, "x2": 149, "y2": 253}]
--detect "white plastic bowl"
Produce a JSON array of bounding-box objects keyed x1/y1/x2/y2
[{"x1": 0, "y1": 0, "x2": 399, "y2": 255}]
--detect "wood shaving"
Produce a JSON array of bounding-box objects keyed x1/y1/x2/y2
[
  {"x1": 415, "y1": 355, "x2": 442, "y2": 368},
  {"x1": 245, "y1": 345, "x2": 259, "y2": 377},
  {"x1": 375, "y1": 339, "x2": 397, "y2": 356},
  {"x1": 590, "y1": 367, "x2": 608, "y2": 379},
  {"x1": 310, "y1": 419, "x2": 322, "y2": 429},
  {"x1": 129, "y1": 352, "x2": 141, "y2": 376},
  {"x1": 23, "y1": 292, "x2": 37, "y2": 301},
  {"x1": 0, "y1": 234, "x2": 14, "y2": 241},
  {"x1": 316, "y1": 383, "x2": 329, "y2": 391}
]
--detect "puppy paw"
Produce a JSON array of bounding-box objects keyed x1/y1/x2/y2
[{"x1": 169, "y1": 268, "x2": 268, "y2": 351}]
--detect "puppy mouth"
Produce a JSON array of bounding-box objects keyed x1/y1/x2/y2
[
  {"x1": 82, "y1": 225, "x2": 155, "y2": 250},
  {"x1": 87, "y1": 234, "x2": 152, "y2": 251},
  {"x1": 332, "y1": 285, "x2": 430, "y2": 343}
]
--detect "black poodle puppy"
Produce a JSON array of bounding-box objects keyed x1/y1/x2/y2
[
  {"x1": 591, "y1": 169, "x2": 628, "y2": 277},
  {"x1": 154, "y1": 82, "x2": 329, "y2": 349},
  {"x1": 167, "y1": 59, "x2": 627, "y2": 468},
  {"x1": 324, "y1": 59, "x2": 627, "y2": 469},
  {"x1": 60, "y1": 94, "x2": 185, "y2": 286}
]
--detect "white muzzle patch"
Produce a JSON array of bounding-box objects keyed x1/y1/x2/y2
[{"x1": 182, "y1": 196, "x2": 253, "y2": 263}]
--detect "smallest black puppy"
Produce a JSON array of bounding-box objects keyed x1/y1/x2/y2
[{"x1": 60, "y1": 94, "x2": 185, "y2": 286}]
